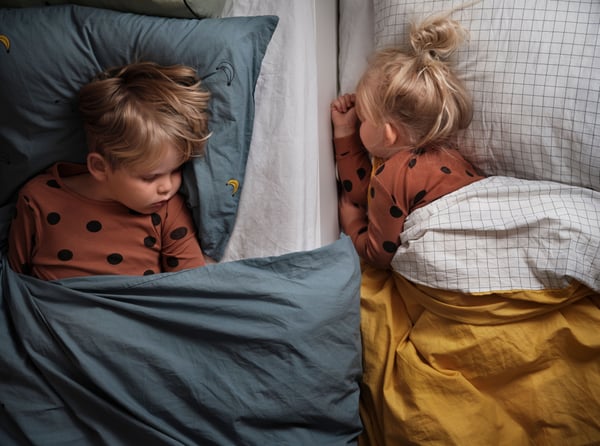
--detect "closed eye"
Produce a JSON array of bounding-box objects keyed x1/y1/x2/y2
[
  {"x1": 141, "y1": 175, "x2": 158, "y2": 182},
  {"x1": 140, "y1": 167, "x2": 182, "y2": 183}
]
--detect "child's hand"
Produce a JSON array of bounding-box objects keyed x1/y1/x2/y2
[{"x1": 331, "y1": 94, "x2": 358, "y2": 138}]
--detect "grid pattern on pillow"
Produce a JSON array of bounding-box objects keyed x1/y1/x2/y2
[{"x1": 373, "y1": 0, "x2": 600, "y2": 191}]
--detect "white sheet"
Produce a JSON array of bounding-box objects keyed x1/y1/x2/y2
[
  {"x1": 338, "y1": 0, "x2": 374, "y2": 94},
  {"x1": 392, "y1": 176, "x2": 600, "y2": 293},
  {"x1": 221, "y1": 0, "x2": 338, "y2": 261}
]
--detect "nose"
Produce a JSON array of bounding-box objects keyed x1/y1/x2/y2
[{"x1": 157, "y1": 176, "x2": 172, "y2": 196}]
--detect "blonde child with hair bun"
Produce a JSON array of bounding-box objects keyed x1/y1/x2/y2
[
  {"x1": 331, "y1": 14, "x2": 485, "y2": 268},
  {"x1": 9, "y1": 61, "x2": 212, "y2": 280}
]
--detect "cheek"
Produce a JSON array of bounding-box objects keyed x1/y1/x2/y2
[
  {"x1": 359, "y1": 125, "x2": 370, "y2": 145},
  {"x1": 172, "y1": 171, "x2": 183, "y2": 190},
  {"x1": 127, "y1": 183, "x2": 151, "y2": 201},
  {"x1": 360, "y1": 125, "x2": 379, "y2": 148}
]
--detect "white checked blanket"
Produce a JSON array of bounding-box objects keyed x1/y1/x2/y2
[{"x1": 392, "y1": 176, "x2": 600, "y2": 293}]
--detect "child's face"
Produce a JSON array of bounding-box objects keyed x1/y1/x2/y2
[
  {"x1": 359, "y1": 119, "x2": 387, "y2": 156},
  {"x1": 358, "y1": 110, "x2": 412, "y2": 160},
  {"x1": 355, "y1": 100, "x2": 385, "y2": 155},
  {"x1": 104, "y1": 144, "x2": 185, "y2": 214},
  {"x1": 356, "y1": 85, "x2": 413, "y2": 160}
]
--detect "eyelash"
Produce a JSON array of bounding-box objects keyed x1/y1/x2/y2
[{"x1": 141, "y1": 168, "x2": 182, "y2": 183}]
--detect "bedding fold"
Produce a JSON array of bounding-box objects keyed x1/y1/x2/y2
[
  {"x1": 366, "y1": 175, "x2": 600, "y2": 444},
  {"x1": 358, "y1": 264, "x2": 600, "y2": 446},
  {"x1": 0, "y1": 236, "x2": 363, "y2": 446},
  {"x1": 392, "y1": 176, "x2": 600, "y2": 294}
]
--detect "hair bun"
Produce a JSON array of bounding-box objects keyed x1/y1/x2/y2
[{"x1": 410, "y1": 16, "x2": 467, "y2": 62}]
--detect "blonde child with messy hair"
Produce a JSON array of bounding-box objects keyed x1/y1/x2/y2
[
  {"x1": 331, "y1": 14, "x2": 485, "y2": 268},
  {"x1": 9, "y1": 61, "x2": 211, "y2": 280},
  {"x1": 80, "y1": 62, "x2": 210, "y2": 171}
]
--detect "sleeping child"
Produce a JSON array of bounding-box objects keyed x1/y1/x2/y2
[
  {"x1": 8, "y1": 61, "x2": 211, "y2": 280},
  {"x1": 331, "y1": 13, "x2": 485, "y2": 268}
]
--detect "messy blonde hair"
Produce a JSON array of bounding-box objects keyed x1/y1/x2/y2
[
  {"x1": 356, "y1": 13, "x2": 472, "y2": 149},
  {"x1": 79, "y1": 61, "x2": 211, "y2": 171}
]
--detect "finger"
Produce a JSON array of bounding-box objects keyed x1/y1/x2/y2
[
  {"x1": 331, "y1": 97, "x2": 345, "y2": 113},
  {"x1": 342, "y1": 94, "x2": 355, "y2": 110},
  {"x1": 343, "y1": 93, "x2": 354, "y2": 103}
]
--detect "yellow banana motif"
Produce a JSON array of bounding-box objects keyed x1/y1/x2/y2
[
  {"x1": 226, "y1": 179, "x2": 240, "y2": 196},
  {"x1": 0, "y1": 34, "x2": 10, "y2": 52}
]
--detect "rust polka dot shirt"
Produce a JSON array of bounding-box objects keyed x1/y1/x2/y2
[
  {"x1": 335, "y1": 133, "x2": 485, "y2": 268},
  {"x1": 8, "y1": 163, "x2": 206, "y2": 280}
]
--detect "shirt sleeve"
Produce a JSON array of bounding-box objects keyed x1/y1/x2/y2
[
  {"x1": 334, "y1": 132, "x2": 406, "y2": 267},
  {"x1": 160, "y1": 194, "x2": 206, "y2": 272},
  {"x1": 334, "y1": 132, "x2": 372, "y2": 206},
  {"x1": 353, "y1": 172, "x2": 408, "y2": 268},
  {"x1": 8, "y1": 190, "x2": 40, "y2": 274}
]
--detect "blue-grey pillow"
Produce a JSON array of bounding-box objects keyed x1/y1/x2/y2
[{"x1": 0, "y1": 5, "x2": 277, "y2": 260}]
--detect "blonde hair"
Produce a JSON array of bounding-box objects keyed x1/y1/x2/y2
[
  {"x1": 356, "y1": 14, "x2": 472, "y2": 149},
  {"x1": 79, "y1": 61, "x2": 211, "y2": 171}
]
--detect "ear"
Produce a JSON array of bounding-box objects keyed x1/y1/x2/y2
[
  {"x1": 87, "y1": 152, "x2": 110, "y2": 181},
  {"x1": 383, "y1": 123, "x2": 398, "y2": 147}
]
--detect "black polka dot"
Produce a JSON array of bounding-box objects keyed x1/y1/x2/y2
[
  {"x1": 441, "y1": 166, "x2": 452, "y2": 174},
  {"x1": 358, "y1": 226, "x2": 368, "y2": 235},
  {"x1": 143, "y1": 269, "x2": 155, "y2": 275},
  {"x1": 107, "y1": 253, "x2": 123, "y2": 265},
  {"x1": 466, "y1": 170, "x2": 474, "y2": 177},
  {"x1": 170, "y1": 227, "x2": 188, "y2": 240},
  {"x1": 413, "y1": 190, "x2": 427, "y2": 205},
  {"x1": 46, "y1": 180, "x2": 60, "y2": 189},
  {"x1": 151, "y1": 213, "x2": 162, "y2": 226},
  {"x1": 383, "y1": 241, "x2": 397, "y2": 253},
  {"x1": 86, "y1": 220, "x2": 102, "y2": 232},
  {"x1": 408, "y1": 158, "x2": 417, "y2": 168},
  {"x1": 47, "y1": 212, "x2": 60, "y2": 225},
  {"x1": 375, "y1": 164, "x2": 385, "y2": 175},
  {"x1": 144, "y1": 236, "x2": 157, "y2": 247},
  {"x1": 57, "y1": 249, "x2": 73, "y2": 261},
  {"x1": 128, "y1": 209, "x2": 142, "y2": 216},
  {"x1": 370, "y1": 187, "x2": 375, "y2": 199},
  {"x1": 343, "y1": 180, "x2": 353, "y2": 192},
  {"x1": 166, "y1": 256, "x2": 179, "y2": 268},
  {"x1": 357, "y1": 167, "x2": 367, "y2": 180},
  {"x1": 390, "y1": 206, "x2": 403, "y2": 218}
]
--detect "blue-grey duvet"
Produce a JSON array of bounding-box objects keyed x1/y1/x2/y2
[{"x1": 0, "y1": 234, "x2": 362, "y2": 445}]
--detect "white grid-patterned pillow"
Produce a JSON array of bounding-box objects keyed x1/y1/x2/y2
[{"x1": 373, "y1": 0, "x2": 600, "y2": 191}]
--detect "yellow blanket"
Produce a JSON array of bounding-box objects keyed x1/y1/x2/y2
[{"x1": 358, "y1": 264, "x2": 600, "y2": 445}]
